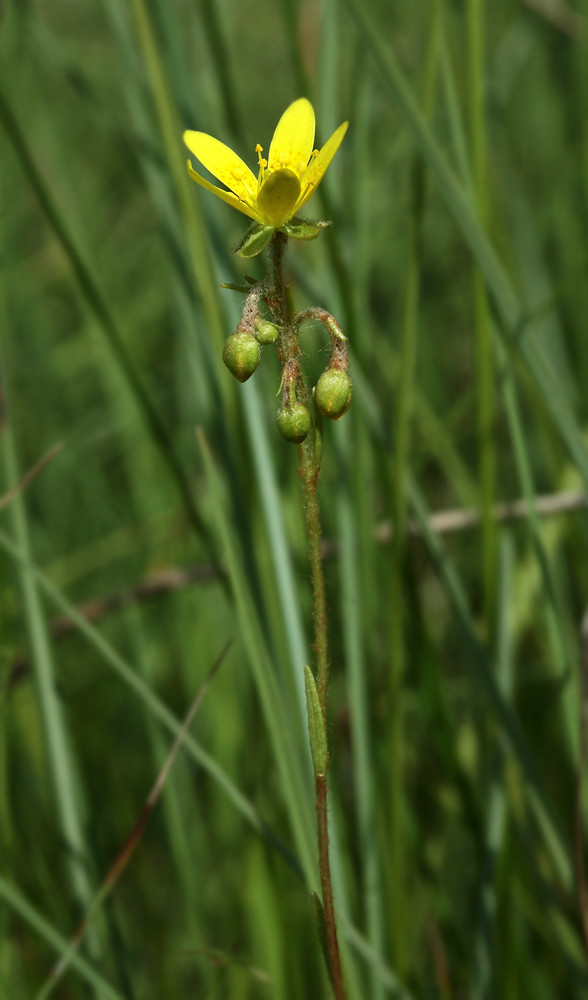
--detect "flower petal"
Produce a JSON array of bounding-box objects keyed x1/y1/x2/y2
[
  {"x1": 267, "y1": 98, "x2": 315, "y2": 176},
  {"x1": 295, "y1": 121, "x2": 348, "y2": 213},
  {"x1": 183, "y1": 130, "x2": 257, "y2": 201},
  {"x1": 186, "y1": 161, "x2": 262, "y2": 222}
]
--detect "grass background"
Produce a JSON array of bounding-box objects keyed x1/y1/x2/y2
[{"x1": 2, "y1": 0, "x2": 588, "y2": 996}]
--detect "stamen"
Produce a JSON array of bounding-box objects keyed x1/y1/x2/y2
[{"x1": 255, "y1": 143, "x2": 267, "y2": 186}]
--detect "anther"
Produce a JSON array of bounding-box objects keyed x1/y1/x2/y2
[{"x1": 256, "y1": 143, "x2": 267, "y2": 185}]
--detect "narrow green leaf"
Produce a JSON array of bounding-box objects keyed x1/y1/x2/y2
[
  {"x1": 0, "y1": 91, "x2": 210, "y2": 546},
  {"x1": 310, "y1": 892, "x2": 333, "y2": 990},
  {"x1": 0, "y1": 528, "x2": 301, "y2": 876},
  {"x1": 196, "y1": 427, "x2": 318, "y2": 886},
  {"x1": 0, "y1": 878, "x2": 123, "y2": 1000},
  {"x1": 304, "y1": 667, "x2": 328, "y2": 777},
  {"x1": 408, "y1": 480, "x2": 573, "y2": 890},
  {"x1": 342, "y1": 0, "x2": 588, "y2": 486}
]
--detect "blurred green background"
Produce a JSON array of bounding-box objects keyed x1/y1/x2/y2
[{"x1": 2, "y1": 0, "x2": 588, "y2": 996}]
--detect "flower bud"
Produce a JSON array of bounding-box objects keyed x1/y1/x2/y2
[
  {"x1": 223, "y1": 332, "x2": 260, "y2": 383},
  {"x1": 254, "y1": 317, "x2": 279, "y2": 345},
  {"x1": 315, "y1": 369, "x2": 352, "y2": 419},
  {"x1": 276, "y1": 403, "x2": 311, "y2": 444}
]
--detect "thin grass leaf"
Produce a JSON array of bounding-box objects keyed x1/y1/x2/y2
[
  {"x1": 466, "y1": 0, "x2": 497, "y2": 620},
  {"x1": 472, "y1": 537, "x2": 514, "y2": 998},
  {"x1": 385, "y1": 3, "x2": 441, "y2": 971},
  {"x1": 0, "y1": 92, "x2": 211, "y2": 547},
  {"x1": 0, "y1": 358, "x2": 97, "y2": 942},
  {"x1": 0, "y1": 877, "x2": 124, "y2": 1000},
  {"x1": 336, "y1": 435, "x2": 385, "y2": 999},
  {"x1": 408, "y1": 480, "x2": 572, "y2": 891},
  {"x1": 0, "y1": 527, "x2": 301, "y2": 877},
  {"x1": 240, "y1": 382, "x2": 309, "y2": 719},
  {"x1": 196, "y1": 427, "x2": 317, "y2": 886},
  {"x1": 341, "y1": 0, "x2": 588, "y2": 487},
  {"x1": 0, "y1": 443, "x2": 63, "y2": 513},
  {"x1": 34, "y1": 641, "x2": 230, "y2": 1000}
]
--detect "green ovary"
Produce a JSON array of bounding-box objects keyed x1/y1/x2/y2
[{"x1": 257, "y1": 169, "x2": 301, "y2": 226}]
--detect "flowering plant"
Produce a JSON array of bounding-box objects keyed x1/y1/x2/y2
[
  {"x1": 184, "y1": 98, "x2": 347, "y2": 255},
  {"x1": 183, "y1": 99, "x2": 350, "y2": 998}
]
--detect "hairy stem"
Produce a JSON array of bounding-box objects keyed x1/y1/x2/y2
[
  {"x1": 267, "y1": 232, "x2": 346, "y2": 999},
  {"x1": 298, "y1": 440, "x2": 329, "y2": 706},
  {"x1": 316, "y1": 774, "x2": 346, "y2": 999}
]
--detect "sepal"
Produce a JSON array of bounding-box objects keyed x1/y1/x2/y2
[
  {"x1": 233, "y1": 223, "x2": 275, "y2": 258},
  {"x1": 279, "y1": 217, "x2": 331, "y2": 241}
]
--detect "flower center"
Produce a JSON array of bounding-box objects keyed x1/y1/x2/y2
[{"x1": 257, "y1": 168, "x2": 301, "y2": 226}]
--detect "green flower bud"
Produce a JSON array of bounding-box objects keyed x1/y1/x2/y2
[
  {"x1": 223, "y1": 332, "x2": 260, "y2": 383},
  {"x1": 254, "y1": 317, "x2": 279, "y2": 345},
  {"x1": 315, "y1": 369, "x2": 352, "y2": 419},
  {"x1": 276, "y1": 403, "x2": 311, "y2": 444}
]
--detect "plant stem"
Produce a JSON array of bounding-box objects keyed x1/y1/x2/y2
[
  {"x1": 315, "y1": 774, "x2": 346, "y2": 998},
  {"x1": 298, "y1": 441, "x2": 329, "y2": 705},
  {"x1": 467, "y1": 0, "x2": 496, "y2": 627},
  {"x1": 267, "y1": 232, "x2": 346, "y2": 999},
  {"x1": 298, "y1": 434, "x2": 346, "y2": 1000}
]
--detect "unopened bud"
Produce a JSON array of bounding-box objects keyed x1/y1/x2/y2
[
  {"x1": 223, "y1": 332, "x2": 260, "y2": 383},
  {"x1": 255, "y1": 318, "x2": 279, "y2": 345},
  {"x1": 276, "y1": 403, "x2": 311, "y2": 444},
  {"x1": 315, "y1": 369, "x2": 352, "y2": 419}
]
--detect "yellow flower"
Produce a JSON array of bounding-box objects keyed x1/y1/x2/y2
[{"x1": 183, "y1": 98, "x2": 348, "y2": 230}]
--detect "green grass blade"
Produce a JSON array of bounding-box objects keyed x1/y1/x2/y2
[
  {"x1": 0, "y1": 92, "x2": 210, "y2": 546},
  {"x1": 0, "y1": 528, "x2": 300, "y2": 875},
  {"x1": 128, "y1": 0, "x2": 228, "y2": 359},
  {"x1": 340, "y1": 0, "x2": 588, "y2": 486},
  {"x1": 467, "y1": 0, "x2": 497, "y2": 620},
  {"x1": 0, "y1": 314, "x2": 97, "y2": 952},
  {"x1": 472, "y1": 537, "x2": 514, "y2": 998},
  {"x1": 197, "y1": 427, "x2": 317, "y2": 886},
  {"x1": 439, "y1": 12, "x2": 572, "y2": 749},
  {"x1": 337, "y1": 428, "x2": 385, "y2": 999},
  {"x1": 408, "y1": 480, "x2": 572, "y2": 891},
  {"x1": 386, "y1": 3, "x2": 441, "y2": 969},
  {"x1": 1, "y1": 427, "x2": 94, "y2": 909},
  {"x1": 240, "y1": 382, "x2": 309, "y2": 718},
  {"x1": 0, "y1": 877, "x2": 124, "y2": 1000}
]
